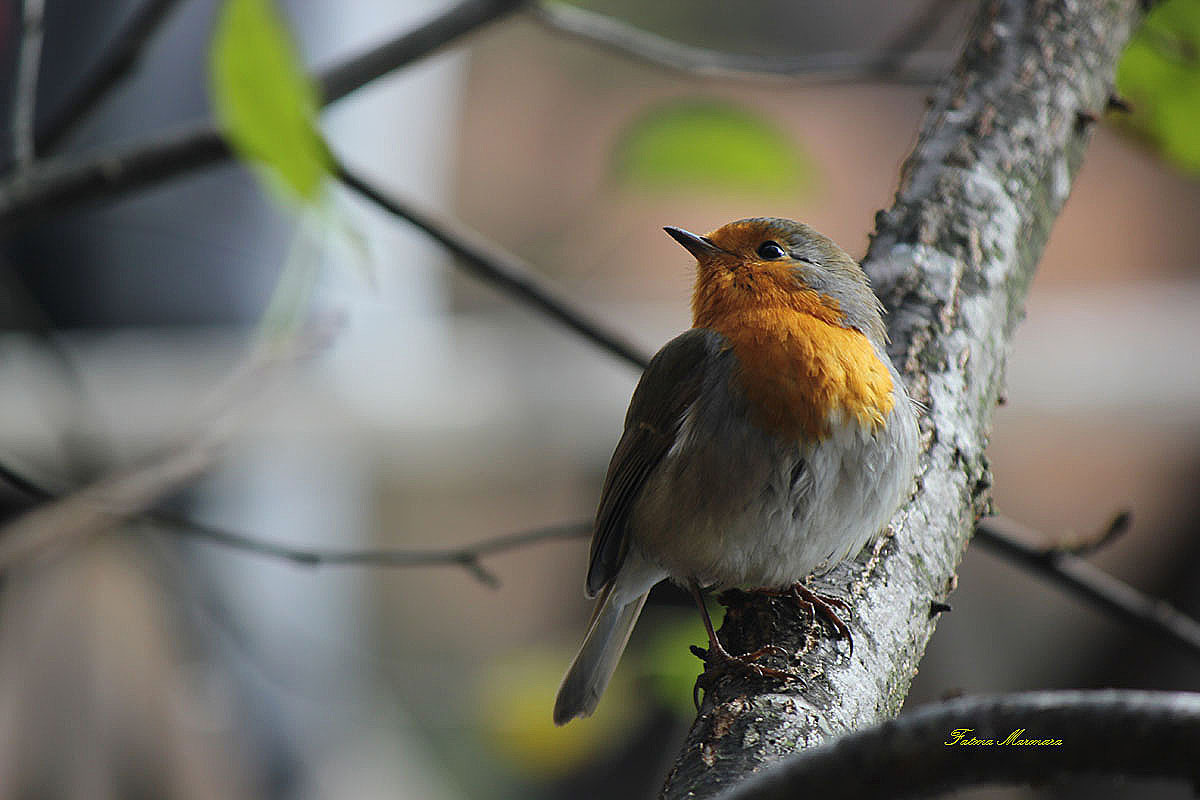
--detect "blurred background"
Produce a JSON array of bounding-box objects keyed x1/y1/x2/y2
[{"x1": 0, "y1": 0, "x2": 1197, "y2": 798}]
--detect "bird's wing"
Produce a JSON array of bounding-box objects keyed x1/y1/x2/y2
[{"x1": 585, "y1": 328, "x2": 725, "y2": 597}]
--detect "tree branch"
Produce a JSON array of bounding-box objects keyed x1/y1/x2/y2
[
  {"x1": 11, "y1": 0, "x2": 47, "y2": 170},
  {"x1": 335, "y1": 160, "x2": 651, "y2": 370},
  {"x1": 717, "y1": 690, "x2": 1200, "y2": 800},
  {"x1": 0, "y1": 0, "x2": 526, "y2": 232},
  {"x1": 32, "y1": 0, "x2": 188, "y2": 157},
  {"x1": 162, "y1": 516, "x2": 589, "y2": 588},
  {"x1": 661, "y1": 1, "x2": 1144, "y2": 797},
  {"x1": 0, "y1": 122, "x2": 230, "y2": 231},
  {"x1": 316, "y1": 0, "x2": 522, "y2": 106},
  {"x1": 975, "y1": 515, "x2": 1200, "y2": 662},
  {"x1": 528, "y1": 2, "x2": 949, "y2": 85}
]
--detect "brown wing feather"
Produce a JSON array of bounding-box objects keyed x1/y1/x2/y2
[{"x1": 585, "y1": 329, "x2": 725, "y2": 596}]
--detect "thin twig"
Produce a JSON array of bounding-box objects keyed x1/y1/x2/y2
[
  {"x1": 317, "y1": 0, "x2": 525, "y2": 105},
  {"x1": 12, "y1": 0, "x2": 47, "y2": 170},
  {"x1": 0, "y1": 0, "x2": 527, "y2": 231},
  {"x1": 718, "y1": 690, "x2": 1200, "y2": 800},
  {"x1": 335, "y1": 159, "x2": 652, "y2": 370},
  {"x1": 0, "y1": 458, "x2": 589, "y2": 588},
  {"x1": 159, "y1": 515, "x2": 590, "y2": 588},
  {"x1": 529, "y1": 2, "x2": 950, "y2": 84},
  {"x1": 34, "y1": 0, "x2": 189, "y2": 156},
  {"x1": 975, "y1": 515, "x2": 1200, "y2": 664}
]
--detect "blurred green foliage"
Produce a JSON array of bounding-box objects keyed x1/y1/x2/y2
[
  {"x1": 612, "y1": 99, "x2": 815, "y2": 196},
  {"x1": 1116, "y1": 0, "x2": 1200, "y2": 175},
  {"x1": 640, "y1": 610, "x2": 710, "y2": 718},
  {"x1": 209, "y1": 0, "x2": 332, "y2": 203}
]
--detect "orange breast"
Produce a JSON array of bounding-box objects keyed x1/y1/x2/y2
[{"x1": 694, "y1": 283, "x2": 895, "y2": 441}]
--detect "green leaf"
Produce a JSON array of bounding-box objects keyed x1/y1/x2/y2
[
  {"x1": 612, "y1": 99, "x2": 815, "y2": 196},
  {"x1": 209, "y1": 0, "x2": 333, "y2": 203},
  {"x1": 1116, "y1": 0, "x2": 1200, "y2": 175}
]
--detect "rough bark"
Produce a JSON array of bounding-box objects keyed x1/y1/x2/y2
[{"x1": 660, "y1": 1, "x2": 1142, "y2": 797}]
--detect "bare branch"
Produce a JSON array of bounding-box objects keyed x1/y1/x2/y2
[
  {"x1": 161, "y1": 516, "x2": 590, "y2": 588},
  {"x1": 317, "y1": 0, "x2": 524, "y2": 105},
  {"x1": 974, "y1": 515, "x2": 1200, "y2": 663},
  {"x1": 12, "y1": 0, "x2": 47, "y2": 170},
  {"x1": 717, "y1": 690, "x2": 1200, "y2": 800},
  {"x1": 0, "y1": 123, "x2": 230, "y2": 232},
  {"x1": 34, "y1": 0, "x2": 189, "y2": 157},
  {"x1": 529, "y1": 2, "x2": 949, "y2": 84},
  {"x1": 335, "y1": 160, "x2": 652, "y2": 370},
  {"x1": 0, "y1": 0, "x2": 526, "y2": 232}
]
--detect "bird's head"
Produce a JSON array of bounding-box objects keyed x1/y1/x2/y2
[{"x1": 665, "y1": 217, "x2": 886, "y2": 344}]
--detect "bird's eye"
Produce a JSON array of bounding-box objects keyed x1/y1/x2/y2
[{"x1": 756, "y1": 241, "x2": 786, "y2": 260}]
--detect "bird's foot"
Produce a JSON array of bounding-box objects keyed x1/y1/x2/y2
[
  {"x1": 760, "y1": 583, "x2": 854, "y2": 655},
  {"x1": 690, "y1": 640, "x2": 790, "y2": 677},
  {"x1": 689, "y1": 639, "x2": 796, "y2": 708}
]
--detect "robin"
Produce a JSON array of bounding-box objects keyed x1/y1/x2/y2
[{"x1": 553, "y1": 217, "x2": 919, "y2": 725}]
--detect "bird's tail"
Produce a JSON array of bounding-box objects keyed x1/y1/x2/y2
[{"x1": 553, "y1": 584, "x2": 649, "y2": 725}]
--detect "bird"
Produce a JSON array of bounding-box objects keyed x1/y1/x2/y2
[{"x1": 553, "y1": 217, "x2": 919, "y2": 725}]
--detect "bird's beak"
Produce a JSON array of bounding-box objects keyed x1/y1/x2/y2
[{"x1": 664, "y1": 226, "x2": 725, "y2": 260}]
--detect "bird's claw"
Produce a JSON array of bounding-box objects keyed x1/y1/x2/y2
[
  {"x1": 691, "y1": 640, "x2": 798, "y2": 708},
  {"x1": 760, "y1": 583, "x2": 855, "y2": 655}
]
